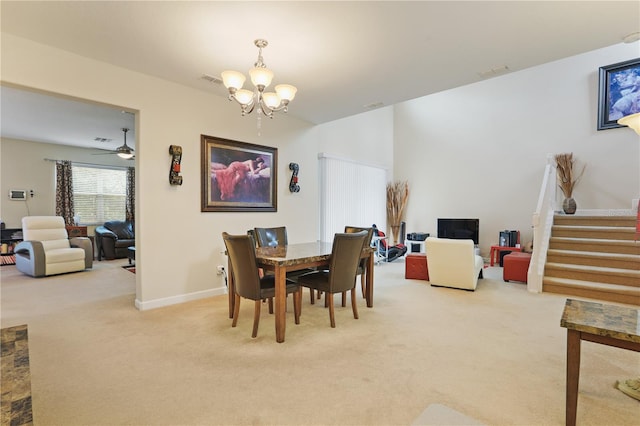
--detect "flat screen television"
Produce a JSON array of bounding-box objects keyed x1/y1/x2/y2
[{"x1": 437, "y1": 218, "x2": 479, "y2": 245}]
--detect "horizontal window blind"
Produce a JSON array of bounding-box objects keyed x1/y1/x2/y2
[
  {"x1": 319, "y1": 154, "x2": 387, "y2": 243},
  {"x1": 72, "y1": 165, "x2": 126, "y2": 224}
]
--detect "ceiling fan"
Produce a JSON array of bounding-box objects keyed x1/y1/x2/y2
[{"x1": 93, "y1": 128, "x2": 135, "y2": 159}]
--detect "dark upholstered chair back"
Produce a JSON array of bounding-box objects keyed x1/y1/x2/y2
[
  {"x1": 254, "y1": 226, "x2": 287, "y2": 248},
  {"x1": 344, "y1": 226, "x2": 373, "y2": 249},
  {"x1": 344, "y1": 226, "x2": 373, "y2": 270},
  {"x1": 104, "y1": 220, "x2": 134, "y2": 239},
  {"x1": 327, "y1": 231, "x2": 368, "y2": 293},
  {"x1": 222, "y1": 232, "x2": 263, "y2": 301}
]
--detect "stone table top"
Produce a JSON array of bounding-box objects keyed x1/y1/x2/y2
[{"x1": 560, "y1": 298, "x2": 640, "y2": 343}]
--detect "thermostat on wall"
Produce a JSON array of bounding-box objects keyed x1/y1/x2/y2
[{"x1": 8, "y1": 189, "x2": 27, "y2": 200}]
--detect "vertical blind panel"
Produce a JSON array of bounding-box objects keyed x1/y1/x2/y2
[{"x1": 319, "y1": 155, "x2": 387, "y2": 243}]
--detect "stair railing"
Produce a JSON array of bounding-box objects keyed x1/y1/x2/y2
[{"x1": 528, "y1": 154, "x2": 557, "y2": 292}]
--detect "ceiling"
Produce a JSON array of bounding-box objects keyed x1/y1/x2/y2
[{"x1": 1, "y1": 1, "x2": 639, "y2": 150}]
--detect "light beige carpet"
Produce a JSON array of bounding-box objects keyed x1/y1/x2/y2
[
  {"x1": 411, "y1": 403, "x2": 484, "y2": 425},
  {"x1": 1, "y1": 258, "x2": 638, "y2": 425}
]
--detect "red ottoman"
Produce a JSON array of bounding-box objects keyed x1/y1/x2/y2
[
  {"x1": 503, "y1": 252, "x2": 532, "y2": 283},
  {"x1": 405, "y1": 253, "x2": 429, "y2": 280}
]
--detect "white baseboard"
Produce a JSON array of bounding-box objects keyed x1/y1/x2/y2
[{"x1": 135, "y1": 287, "x2": 227, "y2": 311}]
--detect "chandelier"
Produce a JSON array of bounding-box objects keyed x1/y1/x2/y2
[{"x1": 221, "y1": 39, "x2": 297, "y2": 119}]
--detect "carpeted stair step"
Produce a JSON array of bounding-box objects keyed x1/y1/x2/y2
[
  {"x1": 548, "y1": 237, "x2": 640, "y2": 255},
  {"x1": 546, "y1": 249, "x2": 640, "y2": 270},
  {"x1": 542, "y1": 276, "x2": 640, "y2": 306},
  {"x1": 553, "y1": 215, "x2": 636, "y2": 227},
  {"x1": 544, "y1": 262, "x2": 640, "y2": 287},
  {"x1": 551, "y1": 225, "x2": 636, "y2": 241}
]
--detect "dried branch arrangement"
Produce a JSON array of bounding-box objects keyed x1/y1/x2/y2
[
  {"x1": 555, "y1": 152, "x2": 585, "y2": 198},
  {"x1": 386, "y1": 181, "x2": 409, "y2": 243}
]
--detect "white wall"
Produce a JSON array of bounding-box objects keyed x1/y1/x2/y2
[
  {"x1": 394, "y1": 42, "x2": 640, "y2": 257},
  {"x1": 315, "y1": 106, "x2": 394, "y2": 173}
]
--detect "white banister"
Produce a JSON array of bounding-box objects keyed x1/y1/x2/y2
[{"x1": 528, "y1": 154, "x2": 557, "y2": 292}]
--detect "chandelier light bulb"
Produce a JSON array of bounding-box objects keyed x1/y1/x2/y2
[
  {"x1": 249, "y1": 67, "x2": 274, "y2": 89},
  {"x1": 275, "y1": 84, "x2": 297, "y2": 102},
  {"x1": 221, "y1": 70, "x2": 245, "y2": 90},
  {"x1": 262, "y1": 92, "x2": 281, "y2": 109},
  {"x1": 235, "y1": 89, "x2": 255, "y2": 106}
]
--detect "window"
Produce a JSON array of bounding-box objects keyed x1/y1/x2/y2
[{"x1": 72, "y1": 165, "x2": 126, "y2": 225}]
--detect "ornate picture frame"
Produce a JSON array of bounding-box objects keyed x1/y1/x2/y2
[
  {"x1": 201, "y1": 135, "x2": 277, "y2": 212},
  {"x1": 597, "y1": 58, "x2": 640, "y2": 130}
]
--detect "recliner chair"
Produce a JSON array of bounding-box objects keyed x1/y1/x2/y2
[
  {"x1": 15, "y1": 216, "x2": 93, "y2": 277},
  {"x1": 95, "y1": 220, "x2": 135, "y2": 260}
]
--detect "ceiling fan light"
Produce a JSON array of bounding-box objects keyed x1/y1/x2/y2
[
  {"x1": 262, "y1": 92, "x2": 280, "y2": 109},
  {"x1": 618, "y1": 112, "x2": 640, "y2": 135},
  {"x1": 275, "y1": 84, "x2": 297, "y2": 102},
  {"x1": 235, "y1": 89, "x2": 255, "y2": 106},
  {"x1": 249, "y1": 67, "x2": 273, "y2": 88},
  {"x1": 117, "y1": 151, "x2": 134, "y2": 159},
  {"x1": 221, "y1": 70, "x2": 245, "y2": 90}
]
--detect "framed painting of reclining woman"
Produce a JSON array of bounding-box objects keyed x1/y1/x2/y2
[{"x1": 201, "y1": 134, "x2": 277, "y2": 212}]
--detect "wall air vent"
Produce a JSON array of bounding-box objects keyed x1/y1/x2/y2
[
  {"x1": 201, "y1": 74, "x2": 223, "y2": 84},
  {"x1": 478, "y1": 65, "x2": 511, "y2": 80},
  {"x1": 363, "y1": 102, "x2": 385, "y2": 110}
]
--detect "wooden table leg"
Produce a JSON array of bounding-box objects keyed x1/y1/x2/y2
[
  {"x1": 227, "y1": 257, "x2": 235, "y2": 319},
  {"x1": 274, "y1": 266, "x2": 287, "y2": 343},
  {"x1": 566, "y1": 329, "x2": 581, "y2": 426},
  {"x1": 365, "y1": 252, "x2": 374, "y2": 308}
]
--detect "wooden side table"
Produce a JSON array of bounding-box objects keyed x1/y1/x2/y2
[
  {"x1": 66, "y1": 226, "x2": 95, "y2": 259},
  {"x1": 489, "y1": 245, "x2": 521, "y2": 266},
  {"x1": 127, "y1": 246, "x2": 135, "y2": 265},
  {"x1": 560, "y1": 299, "x2": 640, "y2": 426},
  {"x1": 65, "y1": 225, "x2": 87, "y2": 238}
]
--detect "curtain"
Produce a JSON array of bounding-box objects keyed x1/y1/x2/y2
[
  {"x1": 126, "y1": 166, "x2": 135, "y2": 222},
  {"x1": 55, "y1": 161, "x2": 75, "y2": 225}
]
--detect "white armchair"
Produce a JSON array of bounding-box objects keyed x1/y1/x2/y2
[
  {"x1": 15, "y1": 216, "x2": 93, "y2": 277},
  {"x1": 425, "y1": 237, "x2": 483, "y2": 291}
]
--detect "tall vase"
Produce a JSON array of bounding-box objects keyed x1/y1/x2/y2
[
  {"x1": 562, "y1": 197, "x2": 577, "y2": 215},
  {"x1": 390, "y1": 225, "x2": 400, "y2": 246}
]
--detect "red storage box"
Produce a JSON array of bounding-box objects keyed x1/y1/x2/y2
[
  {"x1": 405, "y1": 253, "x2": 429, "y2": 280},
  {"x1": 503, "y1": 252, "x2": 532, "y2": 283}
]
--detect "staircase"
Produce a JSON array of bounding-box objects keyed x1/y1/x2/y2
[{"x1": 543, "y1": 215, "x2": 640, "y2": 306}]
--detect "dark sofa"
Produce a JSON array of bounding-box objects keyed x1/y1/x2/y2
[{"x1": 95, "y1": 220, "x2": 135, "y2": 260}]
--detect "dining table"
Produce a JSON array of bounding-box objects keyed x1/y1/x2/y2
[{"x1": 226, "y1": 241, "x2": 375, "y2": 343}]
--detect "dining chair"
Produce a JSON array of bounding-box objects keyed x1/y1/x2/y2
[
  {"x1": 254, "y1": 226, "x2": 318, "y2": 302},
  {"x1": 254, "y1": 226, "x2": 287, "y2": 248},
  {"x1": 222, "y1": 232, "x2": 301, "y2": 338},
  {"x1": 296, "y1": 231, "x2": 368, "y2": 328},
  {"x1": 344, "y1": 226, "x2": 374, "y2": 303}
]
